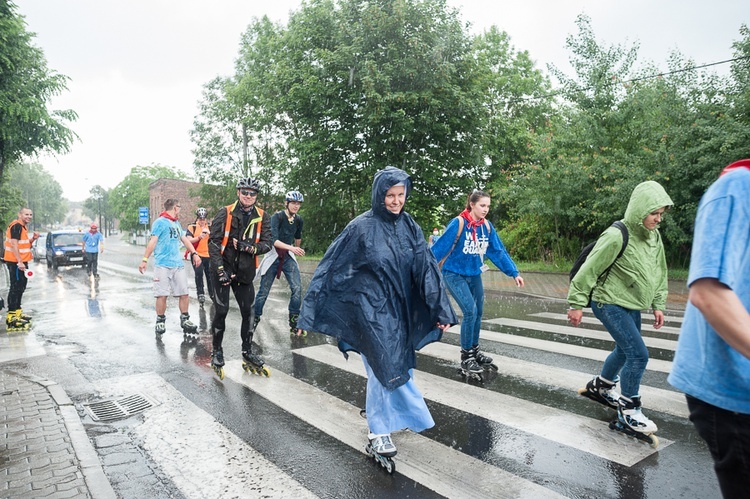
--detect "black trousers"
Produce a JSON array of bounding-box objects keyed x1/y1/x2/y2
[
  {"x1": 5, "y1": 262, "x2": 28, "y2": 311},
  {"x1": 85, "y1": 252, "x2": 99, "y2": 275},
  {"x1": 211, "y1": 275, "x2": 255, "y2": 353},
  {"x1": 687, "y1": 394, "x2": 750, "y2": 499}
]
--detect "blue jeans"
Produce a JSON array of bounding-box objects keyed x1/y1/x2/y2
[
  {"x1": 591, "y1": 301, "x2": 648, "y2": 398},
  {"x1": 253, "y1": 256, "x2": 302, "y2": 317},
  {"x1": 442, "y1": 271, "x2": 484, "y2": 350}
]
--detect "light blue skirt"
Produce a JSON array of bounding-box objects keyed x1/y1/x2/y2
[{"x1": 361, "y1": 355, "x2": 435, "y2": 435}]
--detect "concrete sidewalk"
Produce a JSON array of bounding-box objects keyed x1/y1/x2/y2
[{"x1": 0, "y1": 369, "x2": 116, "y2": 499}]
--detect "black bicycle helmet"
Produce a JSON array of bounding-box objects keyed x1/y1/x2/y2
[
  {"x1": 236, "y1": 177, "x2": 261, "y2": 191},
  {"x1": 196, "y1": 207, "x2": 208, "y2": 219}
]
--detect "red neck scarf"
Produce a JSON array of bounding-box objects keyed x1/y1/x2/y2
[
  {"x1": 159, "y1": 211, "x2": 178, "y2": 221},
  {"x1": 460, "y1": 209, "x2": 485, "y2": 241},
  {"x1": 720, "y1": 159, "x2": 750, "y2": 177}
]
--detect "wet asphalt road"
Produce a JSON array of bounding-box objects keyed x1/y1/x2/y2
[{"x1": 2, "y1": 236, "x2": 720, "y2": 498}]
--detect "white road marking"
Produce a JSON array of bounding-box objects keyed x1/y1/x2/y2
[
  {"x1": 528, "y1": 312, "x2": 681, "y2": 335},
  {"x1": 293, "y1": 345, "x2": 671, "y2": 467},
  {"x1": 444, "y1": 326, "x2": 674, "y2": 373},
  {"x1": 418, "y1": 342, "x2": 688, "y2": 418},
  {"x1": 224, "y1": 360, "x2": 565, "y2": 499},
  {"x1": 91, "y1": 372, "x2": 318, "y2": 499}
]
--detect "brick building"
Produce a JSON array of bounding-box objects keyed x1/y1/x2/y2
[{"x1": 148, "y1": 178, "x2": 205, "y2": 227}]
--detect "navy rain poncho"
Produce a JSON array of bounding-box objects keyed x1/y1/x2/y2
[{"x1": 297, "y1": 166, "x2": 457, "y2": 390}]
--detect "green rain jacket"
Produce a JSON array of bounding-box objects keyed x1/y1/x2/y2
[{"x1": 568, "y1": 181, "x2": 674, "y2": 311}]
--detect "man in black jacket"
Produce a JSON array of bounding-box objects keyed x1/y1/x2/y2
[{"x1": 208, "y1": 178, "x2": 273, "y2": 379}]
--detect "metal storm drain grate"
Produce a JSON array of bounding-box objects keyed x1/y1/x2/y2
[{"x1": 83, "y1": 393, "x2": 157, "y2": 422}]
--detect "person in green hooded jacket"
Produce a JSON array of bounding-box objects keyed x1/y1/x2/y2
[{"x1": 567, "y1": 180, "x2": 673, "y2": 435}]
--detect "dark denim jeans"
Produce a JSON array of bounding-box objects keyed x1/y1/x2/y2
[
  {"x1": 442, "y1": 271, "x2": 484, "y2": 350},
  {"x1": 254, "y1": 256, "x2": 302, "y2": 317},
  {"x1": 687, "y1": 395, "x2": 750, "y2": 499},
  {"x1": 591, "y1": 301, "x2": 648, "y2": 398}
]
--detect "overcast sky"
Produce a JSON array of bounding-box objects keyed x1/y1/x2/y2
[{"x1": 16, "y1": 0, "x2": 748, "y2": 201}]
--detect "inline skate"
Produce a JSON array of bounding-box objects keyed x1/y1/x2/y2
[
  {"x1": 242, "y1": 350, "x2": 270, "y2": 377},
  {"x1": 577, "y1": 375, "x2": 620, "y2": 410},
  {"x1": 459, "y1": 348, "x2": 484, "y2": 381},
  {"x1": 365, "y1": 433, "x2": 396, "y2": 474},
  {"x1": 180, "y1": 313, "x2": 198, "y2": 335},
  {"x1": 289, "y1": 313, "x2": 306, "y2": 337},
  {"x1": 610, "y1": 395, "x2": 659, "y2": 448},
  {"x1": 472, "y1": 345, "x2": 498, "y2": 371},
  {"x1": 155, "y1": 315, "x2": 166, "y2": 336},
  {"x1": 6, "y1": 310, "x2": 31, "y2": 332},
  {"x1": 211, "y1": 348, "x2": 225, "y2": 380}
]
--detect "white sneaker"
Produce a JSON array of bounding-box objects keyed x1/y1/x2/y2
[{"x1": 368, "y1": 433, "x2": 397, "y2": 457}]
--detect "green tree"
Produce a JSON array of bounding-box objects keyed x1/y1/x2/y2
[
  {"x1": 83, "y1": 185, "x2": 111, "y2": 235},
  {"x1": 0, "y1": 1, "x2": 77, "y2": 182},
  {"x1": 5, "y1": 161, "x2": 66, "y2": 229},
  {"x1": 109, "y1": 165, "x2": 187, "y2": 232}
]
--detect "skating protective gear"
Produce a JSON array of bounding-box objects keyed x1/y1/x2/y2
[
  {"x1": 237, "y1": 240, "x2": 256, "y2": 254},
  {"x1": 368, "y1": 433, "x2": 397, "y2": 457},
  {"x1": 618, "y1": 395, "x2": 658, "y2": 433},
  {"x1": 196, "y1": 207, "x2": 208, "y2": 219},
  {"x1": 236, "y1": 177, "x2": 261, "y2": 192},
  {"x1": 285, "y1": 190, "x2": 304, "y2": 203},
  {"x1": 217, "y1": 266, "x2": 232, "y2": 286}
]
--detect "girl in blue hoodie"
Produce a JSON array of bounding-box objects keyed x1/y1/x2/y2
[{"x1": 431, "y1": 190, "x2": 524, "y2": 378}]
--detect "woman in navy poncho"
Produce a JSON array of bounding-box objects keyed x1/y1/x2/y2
[{"x1": 298, "y1": 166, "x2": 457, "y2": 457}]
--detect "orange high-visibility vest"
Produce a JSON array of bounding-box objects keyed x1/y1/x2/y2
[
  {"x1": 220, "y1": 202, "x2": 264, "y2": 268},
  {"x1": 3, "y1": 221, "x2": 33, "y2": 263}
]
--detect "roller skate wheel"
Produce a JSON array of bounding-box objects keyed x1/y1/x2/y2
[
  {"x1": 576, "y1": 387, "x2": 588, "y2": 396},
  {"x1": 648, "y1": 434, "x2": 659, "y2": 448},
  {"x1": 260, "y1": 366, "x2": 271, "y2": 377},
  {"x1": 213, "y1": 367, "x2": 225, "y2": 380}
]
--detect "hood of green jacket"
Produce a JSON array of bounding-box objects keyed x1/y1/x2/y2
[{"x1": 623, "y1": 181, "x2": 674, "y2": 237}]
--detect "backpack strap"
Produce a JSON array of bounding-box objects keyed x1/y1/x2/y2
[
  {"x1": 598, "y1": 220, "x2": 629, "y2": 284},
  {"x1": 438, "y1": 217, "x2": 464, "y2": 269}
]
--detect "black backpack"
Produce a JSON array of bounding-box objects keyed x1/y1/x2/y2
[{"x1": 569, "y1": 221, "x2": 629, "y2": 304}]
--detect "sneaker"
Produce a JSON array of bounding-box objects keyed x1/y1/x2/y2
[
  {"x1": 618, "y1": 395, "x2": 657, "y2": 433},
  {"x1": 368, "y1": 433, "x2": 397, "y2": 457}
]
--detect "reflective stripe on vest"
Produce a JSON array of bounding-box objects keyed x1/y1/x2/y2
[
  {"x1": 3, "y1": 221, "x2": 33, "y2": 263},
  {"x1": 219, "y1": 202, "x2": 264, "y2": 267}
]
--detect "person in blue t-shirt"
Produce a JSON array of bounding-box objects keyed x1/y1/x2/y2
[
  {"x1": 668, "y1": 159, "x2": 750, "y2": 499},
  {"x1": 138, "y1": 198, "x2": 202, "y2": 336},
  {"x1": 431, "y1": 189, "x2": 524, "y2": 379},
  {"x1": 82, "y1": 223, "x2": 104, "y2": 278}
]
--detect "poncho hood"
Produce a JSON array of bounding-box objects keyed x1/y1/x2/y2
[{"x1": 298, "y1": 166, "x2": 457, "y2": 390}]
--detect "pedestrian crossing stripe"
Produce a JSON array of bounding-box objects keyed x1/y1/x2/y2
[
  {"x1": 444, "y1": 326, "x2": 674, "y2": 373},
  {"x1": 290, "y1": 345, "x2": 672, "y2": 467},
  {"x1": 484, "y1": 318, "x2": 678, "y2": 351},
  {"x1": 528, "y1": 312, "x2": 681, "y2": 335},
  {"x1": 418, "y1": 342, "x2": 689, "y2": 419},
  {"x1": 223, "y1": 358, "x2": 566, "y2": 499}
]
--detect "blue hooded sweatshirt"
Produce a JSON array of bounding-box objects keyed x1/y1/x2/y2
[{"x1": 297, "y1": 166, "x2": 457, "y2": 390}]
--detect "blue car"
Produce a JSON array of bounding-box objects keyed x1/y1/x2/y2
[{"x1": 45, "y1": 230, "x2": 86, "y2": 270}]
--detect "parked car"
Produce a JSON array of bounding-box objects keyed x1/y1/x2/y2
[
  {"x1": 32, "y1": 233, "x2": 48, "y2": 262},
  {"x1": 45, "y1": 230, "x2": 86, "y2": 270}
]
